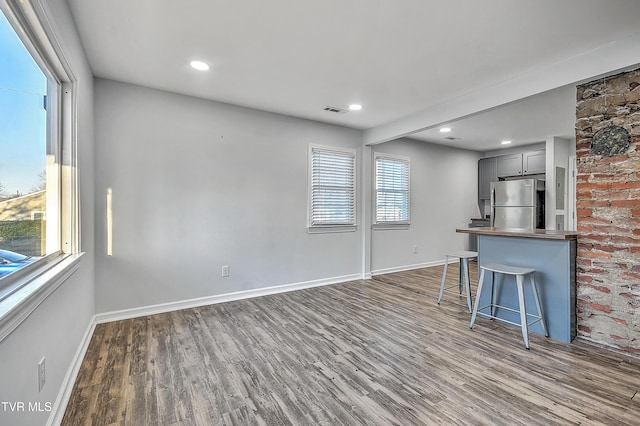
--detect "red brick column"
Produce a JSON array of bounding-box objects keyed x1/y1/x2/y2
[{"x1": 575, "y1": 68, "x2": 640, "y2": 354}]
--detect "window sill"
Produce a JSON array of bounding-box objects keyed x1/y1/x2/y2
[
  {"x1": 372, "y1": 224, "x2": 410, "y2": 231},
  {"x1": 307, "y1": 225, "x2": 357, "y2": 234},
  {"x1": 0, "y1": 253, "x2": 84, "y2": 342}
]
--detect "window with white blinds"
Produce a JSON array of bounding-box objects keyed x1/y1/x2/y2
[
  {"x1": 308, "y1": 145, "x2": 356, "y2": 229},
  {"x1": 374, "y1": 154, "x2": 410, "y2": 225}
]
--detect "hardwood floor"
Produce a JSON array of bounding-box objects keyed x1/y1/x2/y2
[{"x1": 62, "y1": 264, "x2": 640, "y2": 425}]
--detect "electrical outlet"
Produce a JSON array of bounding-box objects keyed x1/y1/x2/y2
[
  {"x1": 222, "y1": 265, "x2": 230, "y2": 277},
  {"x1": 413, "y1": 245, "x2": 418, "y2": 254},
  {"x1": 38, "y1": 357, "x2": 46, "y2": 392}
]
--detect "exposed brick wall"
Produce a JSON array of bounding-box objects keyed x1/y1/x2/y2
[{"x1": 575, "y1": 68, "x2": 640, "y2": 354}]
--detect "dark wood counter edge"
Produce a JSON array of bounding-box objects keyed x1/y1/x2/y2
[{"x1": 456, "y1": 227, "x2": 578, "y2": 241}]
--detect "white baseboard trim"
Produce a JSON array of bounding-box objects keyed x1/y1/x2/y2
[
  {"x1": 48, "y1": 317, "x2": 96, "y2": 426},
  {"x1": 371, "y1": 259, "x2": 450, "y2": 276},
  {"x1": 95, "y1": 273, "x2": 363, "y2": 324}
]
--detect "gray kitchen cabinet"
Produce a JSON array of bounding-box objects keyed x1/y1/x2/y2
[
  {"x1": 523, "y1": 150, "x2": 546, "y2": 175},
  {"x1": 497, "y1": 153, "x2": 523, "y2": 177},
  {"x1": 496, "y1": 150, "x2": 546, "y2": 177},
  {"x1": 478, "y1": 157, "x2": 497, "y2": 200}
]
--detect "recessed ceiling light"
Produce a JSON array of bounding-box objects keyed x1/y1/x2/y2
[
  {"x1": 190, "y1": 60, "x2": 210, "y2": 71},
  {"x1": 501, "y1": 140, "x2": 512, "y2": 145},
  {"x1": 440, "y1": 127, "x2": 452, "y2": 133},
  {"x1": 348, "y1": 104, "x2": 362, "y2": 111}
]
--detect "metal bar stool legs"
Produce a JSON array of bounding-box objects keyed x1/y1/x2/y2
[
  {"x1": 470, "y1": 263, "x2": 548, "y2": 349},
  {"x1": 438, "y1": 251, "x2": 477, "y2": 313}
]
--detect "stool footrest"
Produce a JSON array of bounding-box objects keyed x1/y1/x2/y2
[
  {"x1": 476, "y1": 304, "x2": 543, "y2": 319},
  {"x1": 475, "y1": 305, "x2": 545, "y2": 329},
  {"x1": 440, "y1": 284, "x2": 467, "y2": 294},
  {"x1": 476, "y1": 311, "x2": 523, "y2": 329}
]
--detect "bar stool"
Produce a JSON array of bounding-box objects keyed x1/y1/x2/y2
[
  {"x1": 437, "y1": 250, "x2": 477, "y2": 312},
  {"x1": 469, "y1": 263, "x2": 548, "y2": 349}
]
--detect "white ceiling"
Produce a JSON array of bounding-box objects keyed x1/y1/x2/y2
[
  {"x1": 65, "y1": 0, "x2": 640, "y2": 151},
  {"x1": 409, "y1": 85, "x2": 577, "y2": 151}
]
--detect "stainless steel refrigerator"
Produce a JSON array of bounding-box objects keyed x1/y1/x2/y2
[{"x1": 490, "y1": 179, "x2": 545, "y2": 229}]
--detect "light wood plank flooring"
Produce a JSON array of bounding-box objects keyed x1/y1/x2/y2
[{"x1": 63, "y1": 264, "x2": 640, "y2": 425}]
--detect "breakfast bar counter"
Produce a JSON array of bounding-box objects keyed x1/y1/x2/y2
[
  {"x1": 457, "y1": 227, "x2": 577, "y2": 241},
  {"x1": 456, "y1": 227, "x2": 577, "y2": 343}
]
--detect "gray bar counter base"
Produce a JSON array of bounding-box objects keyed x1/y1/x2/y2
[{"x1": 457, "y1": 228, "x2": 577, "y2": 343}]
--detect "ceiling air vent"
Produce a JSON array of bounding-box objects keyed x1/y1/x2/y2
[
  {"x1": 444, "y1": 136, "x2": 461, "y2": 141},
  {"x1": 323, "y1": 106, "x2": 349, "y2": 114}
]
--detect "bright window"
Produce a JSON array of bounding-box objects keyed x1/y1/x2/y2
[
  {"x1": 374, "y1": 153, "x2": 410, "y2": 225},
  {"x1": 0, "y1": 2, "x2": 76, "y2": 301},
  {"x1": 308, "y1": 145, "x2": 356, "y2": 231}
]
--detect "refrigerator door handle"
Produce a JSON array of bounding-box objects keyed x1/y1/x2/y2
[{"x1": 490, "y1": 187, "x2": 495, "y2": 227}]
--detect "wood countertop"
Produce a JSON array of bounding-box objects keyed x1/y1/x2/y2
[{"x1": 456, "y1": 227, "x2": 578, "y2": 241}]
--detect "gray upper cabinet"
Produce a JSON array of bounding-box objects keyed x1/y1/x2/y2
[
  {"x1": 478, "y1": 157, "x2": 497, "y2": 200},
  {"x1": 496, "y1": 150, "x2": 545, "y2": 177},
  {"x1": 523, "y1": 150, "x2": 546, "y2": 175},
  {"x1": 497, "y1": 153, "x2": 523, "y2": 178},
  {"x1": 480, "y1": 148, "x2": 546, "y2": 201}
]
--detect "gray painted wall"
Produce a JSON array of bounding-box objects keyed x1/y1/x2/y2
[
  {"x1": 371, "y1": 138, "x2": 481, "y2": 272},
  {"x1": 94, "y1": 79, "x2": 364, "y2": 313},
  {"x1": 94, "y1": 79, "x2": 484, "y2": 313},
  {"x1": 0, "y1": 1, "x2": 95, "y2": 425}
]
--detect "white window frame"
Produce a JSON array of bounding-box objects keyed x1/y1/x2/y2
[
  {"x1": 0, "y1": 0, "x2": 81, "y2": 341},
  {"x1": 373, "y1": 153, "x2": 410, "y2": 229},
  {"x1": 308, "y1": 144, "x2": 357, "y2": 233}
]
